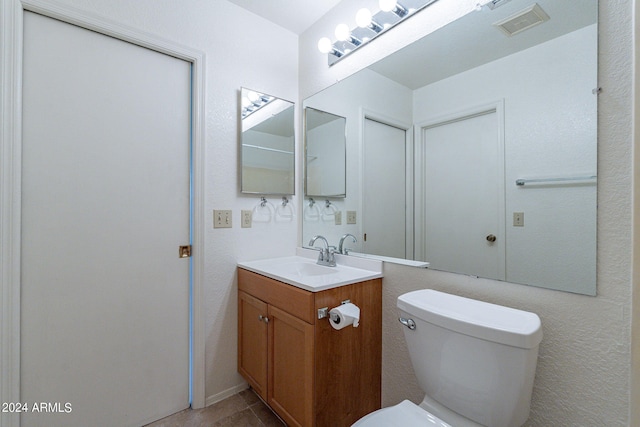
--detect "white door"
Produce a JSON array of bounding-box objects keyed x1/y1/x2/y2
[
  {"x1": 362, "y1": 118, "x2": 407, "y2": 258},
  {"x1": 21, "y1": 12, "x2": 191, "y2": 427},
  {"x1": 418, "y1": 109, "x2": 505, "y2": 280}
]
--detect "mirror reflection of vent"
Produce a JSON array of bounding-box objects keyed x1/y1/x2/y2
[{"x1": 493, "y1": 3, "x2": 550, "y2": 37}]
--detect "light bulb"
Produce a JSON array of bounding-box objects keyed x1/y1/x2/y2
[
  {"x1": 247, "y1": 91, "x2": 259, "y2": 103},
  {"x1": 241, "y1": 96, "x2": 251, "y2": 108},
  {"x1": 335, "y1": 23, "x2": 351, "y2": 41},
  {"x1": 317, "y1": 37, "x2": 334, "y2": 54},
  {"x1": 355, "y1": 8, "x2": 372, "y2": 28},
  {"x1": 379, "y1": 0, "x2": 397, "y2": 12}
]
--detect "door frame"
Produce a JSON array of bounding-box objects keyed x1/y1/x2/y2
[
  {"x1": 359, "y1": 108, "x2": 414, "y2": 259},
  {"x1": 413, "y1": 99, "x2": 505, "y2": 267},
  {"x1": 0, "y1": 1, "x2": 207, "y2": 424}
]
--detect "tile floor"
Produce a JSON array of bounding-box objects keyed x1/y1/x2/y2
[{"x1": 145, "y1": 388, "x2": 285, "y2": 427}]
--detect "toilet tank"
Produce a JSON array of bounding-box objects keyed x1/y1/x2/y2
[{"x1": 397, "y1": 290, "x2": 542, "y2": 427}]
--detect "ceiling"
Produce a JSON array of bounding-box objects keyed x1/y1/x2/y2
[
  {"x1": 227, "y1": 0, "x2": 342, "y2": 35},
  {"x1": 369, "y1": 0, "x2": 597, "y2": 89}
]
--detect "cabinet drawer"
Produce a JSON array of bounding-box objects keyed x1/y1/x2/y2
[{"x1": 238, "y1": 268, "x2": 315, "y2": 324}]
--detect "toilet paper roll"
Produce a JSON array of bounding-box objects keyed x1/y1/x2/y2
[{"x1": 329, "y1": 303, "x2": 360, "y2": 330}]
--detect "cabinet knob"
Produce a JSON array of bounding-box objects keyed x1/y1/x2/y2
[{"x1": 258, "y1": 315, "x2": 269, "y2": 323}]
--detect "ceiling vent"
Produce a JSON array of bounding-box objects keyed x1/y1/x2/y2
[{"x1": 493, "y1": 3, "x2": 550, "y2": 37}]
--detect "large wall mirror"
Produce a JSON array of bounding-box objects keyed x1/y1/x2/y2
[
  {"x1": 241, "y1": 88, "x2": 295, "y2": 195},
  {"x1": 302, "y1": 0, "x2": 597, "y2": 295}
]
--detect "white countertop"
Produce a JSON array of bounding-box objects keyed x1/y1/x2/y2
[
  {"x1": 347, "y1": 252, "x2": 430, "y2": 268},
  {"x1": 238, "y1": 248, "x2": 383, "y2": 292}
]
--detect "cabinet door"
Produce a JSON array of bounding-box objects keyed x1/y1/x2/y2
[
  {"x1": 238, "y1": 291, "x2": 268, "y2": 400},
  {"x1": 268, "y1": 305, "x2": 314, "y2": 427}
]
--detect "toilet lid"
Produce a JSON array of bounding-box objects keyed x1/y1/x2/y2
[{"x1": 352, "y1": 400, "x2": 452, "y2": 427}]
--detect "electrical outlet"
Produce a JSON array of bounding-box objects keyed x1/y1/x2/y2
[
  {"x1": 241, "y1": 210, "x2": 252, "y2": 228},
  {"x1": 513, "y1": 212, "x2": 524, "y2": 227},
  {"x1": 346, "y1": 211, "x2": 357, "y2": 225},
  {"x1": 334, "y1": 211, "x2": 342, "y2": 225},
  {"x1": 213, "y1": 210, "x2": 232, "y2": 228}
]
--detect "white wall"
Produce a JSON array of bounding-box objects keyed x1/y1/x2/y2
[
  {"x1": 413, "y1": 25, "x2": 597, "y2": 294},
  {"x1": 301, "y1": 2, "x2": 633, "y2": 426},
  {"x1": 43, "y1": 0, "x2": 299, "y2": 404}
]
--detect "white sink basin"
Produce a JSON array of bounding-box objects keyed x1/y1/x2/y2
[
  {"x1": 269, "y1": 261, "x2": 339, "y2": 278},
  {"x1": 238, "y1": 248, "x2": 383, "y2": 292}
]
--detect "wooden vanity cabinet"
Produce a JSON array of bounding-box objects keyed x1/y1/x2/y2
[
  {"x1": 238, "y1": 268, "x2": 382, "y2": 427},
  {"x1": 238, "y1": 291, "x2": 269, "y2": 400}
]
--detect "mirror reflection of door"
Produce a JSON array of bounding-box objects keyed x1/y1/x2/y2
[
  {"x1": 418, "y1": 107, "x2": 505, "y2": 281},
  {"x1": 362, "y1": 118, "x2": 407, "y2": 258}
]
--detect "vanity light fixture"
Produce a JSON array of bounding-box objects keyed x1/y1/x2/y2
[
  {"x1": 241, "y1": 90, "x2": 274, "y2": 118},
  {"x1": 355, "y1": 8, "x2": 384, "y2": 33},
  {"x1": 484, "y1": 0, "x2": 512, "y2": 10},
  {"x1": 318, "y1": 0, "x2": 441, "y2": 66},
  {"x1": 317, "y1": 37, "x2": 344, "y2": 57},
  {"x1": 380, "y1": 0, "x2": 408, "y2": 17},
  {"x1": 335, "y1": 23, "x2": 362, "y2": 46}
]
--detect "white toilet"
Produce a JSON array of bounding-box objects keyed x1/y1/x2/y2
[{"x1": 353, "y1": 289, "x2": 542, "y2": 427}]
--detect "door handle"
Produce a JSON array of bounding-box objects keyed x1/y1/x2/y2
[{"x1": 486, "y1": 234, "x2": 497, "y2": 242}]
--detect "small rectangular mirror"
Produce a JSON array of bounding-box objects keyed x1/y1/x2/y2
[
  {"x1": 240, "y1": 88, "x2": 295, "y2": 195},
  {"x1": 304, "y1": 107, "x2": 347, "y2": 198}
]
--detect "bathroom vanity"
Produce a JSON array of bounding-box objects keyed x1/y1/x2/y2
[{"x1": 237, "y1": 251, "x2": 382, "y2": 427}]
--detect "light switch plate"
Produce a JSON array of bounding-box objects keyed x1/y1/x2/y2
[
  {"x1": 346, "y1": 211, "x2": 357, "y2": 225},
  {"x1": 213, "y1": 210, "x2": 232, "y2": 228},
  {"x1": 513, "y1": 212, "x2": 524, "y2": 227},
  {"x1": 241, "y1": 210, "x2": 252, "y2": 228},
  {"x1": 334, "y1": 211, "x2": 342, "y2": 225}
]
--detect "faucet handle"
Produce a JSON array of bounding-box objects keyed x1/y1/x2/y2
[
  {"x1": 325, "y1": 248, "x2": 336, "y2": 266},
  {"x1": 338, "y1": 233, "x2": 358, "y2": 255}
]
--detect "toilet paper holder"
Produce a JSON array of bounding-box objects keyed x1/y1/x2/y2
[{"x1": 318, "y1": 299, "x2": 351, "y2": 320}]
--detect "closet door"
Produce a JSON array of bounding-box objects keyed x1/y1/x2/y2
[
  {"x1": 21, "y1": 12, "x2": 191, "y2": 427},
  {"x1": 419, "y1": 109, "x2": 505, "y2": 280}
]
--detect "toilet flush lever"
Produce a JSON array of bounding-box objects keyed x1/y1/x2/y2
[{"x1": 399, "y1": 317, "x2": 416, "y2": 330}]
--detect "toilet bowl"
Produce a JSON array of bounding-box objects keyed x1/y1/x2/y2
[
  {"x1": 353, "y1": 289, "x2": 542, "y2": 427},
  {"x1": 352, "y1": 400, "x2": 452, "y2": 427}
]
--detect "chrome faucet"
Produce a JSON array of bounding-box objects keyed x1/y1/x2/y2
[
  {"x1": 339, "y1": 234, "x2": 357, "y2": 255},
  {"x1": 308, "y1": 235, "x2": 336, "y2": 267}
]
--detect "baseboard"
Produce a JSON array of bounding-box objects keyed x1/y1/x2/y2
[{"x1": 204, "y1": 382, "x2": 249, "y2": 407}]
